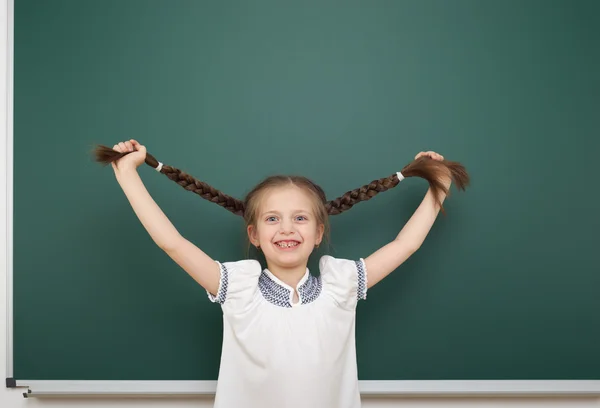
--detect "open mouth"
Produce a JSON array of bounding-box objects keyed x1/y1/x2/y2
[{"x1": 273, "y1": 240, "x2": 301, "y2": 250}]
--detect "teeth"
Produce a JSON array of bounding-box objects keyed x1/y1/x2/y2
[{"x1": 276, "y1": 241, "x2": 298, "y2": 248}]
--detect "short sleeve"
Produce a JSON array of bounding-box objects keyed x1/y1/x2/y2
[
  {"x1": 319, "y1": 255, "x2": 368, "y2": 309},
  {"x1": 207, "y1": 259, "x2": 262, "y2": 314}
]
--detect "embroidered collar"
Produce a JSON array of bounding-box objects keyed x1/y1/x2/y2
[{"x1": 258, "y1": 268, "x2": 322, "y2": 308}]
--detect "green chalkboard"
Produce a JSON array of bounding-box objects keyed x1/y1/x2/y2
[{"x1": 12, "y1": 0, "x2": 600, "y2": 384}]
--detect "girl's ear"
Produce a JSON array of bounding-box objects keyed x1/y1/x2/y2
[
  {"x1": 247, "y1": 225, "x2": 260, "y2": 247},
  {"x1": 316, "y1": 224, "x2": 325, "y2": 246}
]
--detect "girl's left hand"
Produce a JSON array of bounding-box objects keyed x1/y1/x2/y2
[
  {"x1": 415, "y1": 151, "x2": 444, "y2": 161},
  {"x1": 416, "y1": 151, "x2": 451, "y2": 187}
]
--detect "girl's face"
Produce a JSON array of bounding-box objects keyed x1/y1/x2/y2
[{"x1": 248, "y1": 186, "x2": 324, "y2": 270}]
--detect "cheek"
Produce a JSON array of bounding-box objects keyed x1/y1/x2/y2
[
  {"x1": 300, "y1": 225, "x2": 319, "y2": 240},
  {"x1": 258, "y1": 226, "x2": 276, "y2": 241}
]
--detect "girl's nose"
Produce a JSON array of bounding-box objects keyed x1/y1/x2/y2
[{"x1": 280, "y1": 221, "x2": 294, "y2": 234}]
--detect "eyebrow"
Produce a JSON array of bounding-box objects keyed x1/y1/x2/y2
[{"x1": 260, "y1": 210, "x2": 312, "y2": 216}]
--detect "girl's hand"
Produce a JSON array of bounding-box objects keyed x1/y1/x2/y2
[
  {"x1": 111, "y1": 139, "x2": 147, "y2": 174},
  {"x1": 415, "y1": 151, "x2": 451, "y2": 187},
  {"x1": 415, "y1": 151, "x2": 444, "y2": 161}
]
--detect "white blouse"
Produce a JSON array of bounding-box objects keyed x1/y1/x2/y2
[{"x1": 207, "y1": 255, "x2": 368, "y2": 408}]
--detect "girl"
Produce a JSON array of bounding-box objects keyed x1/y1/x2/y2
[{"x1": 94, "y1": 139, "x2": 469, "y2": 408}]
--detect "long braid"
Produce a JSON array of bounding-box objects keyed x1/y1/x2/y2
[
  {"x1": 325, "y1": 174, "x2": 400, "y2": 215},
  {"x1": 325, "y1": 157, "x2": 470, "y2": 216},
  {"x1": 93, "y1": 145, "x2": 245, "y2": 215}
]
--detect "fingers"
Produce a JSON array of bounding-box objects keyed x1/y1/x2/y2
[
  {"x1": 415, "y1": 151, "x2": 444, "y2": 161},
  {"x1": 113, "y1": 140, "x2": 138, "y2": 152},
  {"x1": 130, "y1": 139, "x2": 146, "y2": 152}
]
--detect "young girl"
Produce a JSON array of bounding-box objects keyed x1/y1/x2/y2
[{"x1": 94, "y1": 139, "x2": 468, "y2": 408}]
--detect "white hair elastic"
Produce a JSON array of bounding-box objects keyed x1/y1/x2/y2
[
  {"x1": 396, "y1": 171, "x2": 404, "y2": 181},
  {"x1": 156, "y1": 162, "x2": 163, "y2": 172}
]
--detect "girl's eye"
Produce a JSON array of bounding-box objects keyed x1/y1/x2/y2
[
  {"x1": 296, "y1": 215, "x2": 307, "y2": 221},
  {"x1": 266, "y1": 216, "x2": 278, "y2": 222}
]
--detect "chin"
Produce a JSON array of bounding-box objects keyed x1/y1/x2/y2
[
  {"x1": 267, "y1": 250, "x2": 310, "y2": 265},
  {"x1": 263, "y1": 241, "x2": 315, "y2": 263}
]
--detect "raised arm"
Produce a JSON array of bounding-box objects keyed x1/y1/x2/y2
[
  {"x1": 110, "y1": 140, "x2": 220, "y2": 296},
  {"x1": 363, "y1": 151, "x2": 453, "y2": 288}
]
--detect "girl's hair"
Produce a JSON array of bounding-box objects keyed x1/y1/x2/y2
[{"x1": 93, "y1": 146, "x2": 470, "y2": 229}]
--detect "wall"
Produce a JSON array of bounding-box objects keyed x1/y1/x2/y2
[{"x1": 1, "y1": 0, "x2": 598, "y2": 407}]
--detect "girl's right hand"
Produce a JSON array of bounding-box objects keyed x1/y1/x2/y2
[{"x1": 111, "y1": 139, "x2": 147, "y2": 174}]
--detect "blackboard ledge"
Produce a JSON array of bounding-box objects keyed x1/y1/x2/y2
[{"x1": 10, "y1": 380, "x2": 600, "y2": 398}]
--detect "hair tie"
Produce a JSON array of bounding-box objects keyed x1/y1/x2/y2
[
  {"x1": 156, "y1": 162, "x2": 163, "y2": 172},
  {"x1": 396, "y1": 171, "x2": 404, "y2": 182}
]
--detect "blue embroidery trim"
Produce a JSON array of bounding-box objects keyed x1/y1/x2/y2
[
  {"x1": 356, "y1": 259, "x2": 367, "y2": 301},
  {"x1": 259, "y1": 271, "x2": 322, "y2": 308},
  {"x1": 258, "y1": 272, "x2": 292, "y2": 307},
  {"x1": 299, "y1": 275, "x2": 322, "y2": 305},
  {"x1": 209, "y1": 263, "x2": 229, "y2": 304}
]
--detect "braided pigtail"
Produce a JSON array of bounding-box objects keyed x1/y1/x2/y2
[
  {"x1": 326, "y1": 156, "x2": 469, "y2": 216},
  {"x1": 93, "y1": 145, "x2": 245, "y2": 216}
]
